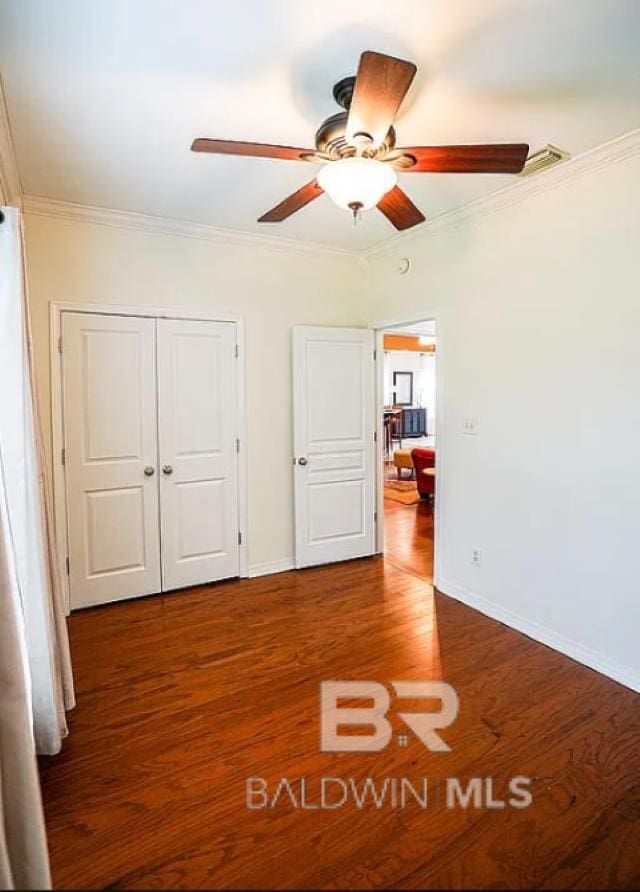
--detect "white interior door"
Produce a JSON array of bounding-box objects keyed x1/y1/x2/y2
[
  {"x1": 62, "y1": 312, "x2": 161, "y2": 608},
  {"x1": 293, "y1": 326, "x2": 375, "y2": 568},
  {"x1": 157, "y1": 319, "x2": 239, "y2": 590}
]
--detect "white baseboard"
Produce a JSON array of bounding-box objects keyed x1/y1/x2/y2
[
  {"x1": 248, "y1": 557, "x2": 296, "y2": 578},
  {"x1": 436, "y1": 576, "x2": 640, "y2": 693}
]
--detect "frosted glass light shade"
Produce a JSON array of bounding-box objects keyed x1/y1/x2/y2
[{"x1": 317, "y1": 158, "x2": 397, "y2": 211}]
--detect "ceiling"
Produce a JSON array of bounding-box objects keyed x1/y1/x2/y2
[{"x1": 1, "y1": 0, "x2": 639, "y2": 252}]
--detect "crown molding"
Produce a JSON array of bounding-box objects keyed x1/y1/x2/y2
[
  {"x1": 362, "y1": 127, "x2": 640, "y2": 261},
  {"x1": 0, "y1": 71, "x2": 22, "y2": 207},
  {"x1": 18, "y1": 127, "x2": 640, "y2": 261},
  {"x1": 20, "y1": 193, "x2": 359, "y2": 260}
]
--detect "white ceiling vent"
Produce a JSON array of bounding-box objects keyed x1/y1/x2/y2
[{"x1": 519, "y1": 145, "x2": 570, "y2": 177}]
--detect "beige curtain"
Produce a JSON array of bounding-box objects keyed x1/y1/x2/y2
[
  {"x1": 19, "y1": 209, "x2": 75, "y2": 751},
  {"x1": 0, "y1": 206, "x2": 74, "y2": 755},
  {"x1": 0, "y1": 447, "x2": 51, "y2": 890},
  {"x1": 0, "y1": 205, "x2": 75, "y2": 887}
]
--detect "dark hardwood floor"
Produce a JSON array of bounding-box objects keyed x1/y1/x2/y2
[
  {"x1": 40, "y1": 505, "x2": 640, "y2": 889},
  {"x1": 383, "y1": 494, "x2": 434, "y2": 583}
]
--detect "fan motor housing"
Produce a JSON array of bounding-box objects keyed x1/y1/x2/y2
[{"x1": 314, "y1": 78, "x2": 396, "y2": 160}]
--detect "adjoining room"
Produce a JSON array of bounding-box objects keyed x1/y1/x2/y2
[{"x1": 381, "y1": 320, "x2": 437, "y2": 582}]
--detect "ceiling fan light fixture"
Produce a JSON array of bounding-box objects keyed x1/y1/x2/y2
[
  {"x1": 192, "y1": 53, "x2": 528, "y2": 231},
  {"x1": 317, "y1": 157, "x2": 397, "y2": 213}
]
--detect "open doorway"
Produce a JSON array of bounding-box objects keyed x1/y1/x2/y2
[{"x1": 376, "y1": 320, "x2": 437, "y2": 582}]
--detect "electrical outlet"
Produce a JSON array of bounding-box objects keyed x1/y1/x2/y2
[
  {"x1": 462, "y1": 417, "x2": 479, "y2": 435},
  {"x1": 471, "y1": 547, "x2": 483, "y2": 567}
]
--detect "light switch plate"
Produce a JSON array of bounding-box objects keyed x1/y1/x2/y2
[{"x1": 461, "y1": 417, "x2": 479, "y2": 435}]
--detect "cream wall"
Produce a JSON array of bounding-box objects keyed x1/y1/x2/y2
[
  {"x1": 366, "y1": 151, "x2": 640, "y2": 689},
  {"x1": 23, "y1": 214, "x2": 365, "y2": 574}
]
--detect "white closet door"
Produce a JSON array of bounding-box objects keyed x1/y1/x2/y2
[
  {"x1": 157, "y1": 319, "x2": 239, "y2": 590},
  {"x1": 293, "y1": 326, "x2": 375, "y2": 568},
  {"x1": 62, "y1": 312, "x2": 161, "y2": 608}
]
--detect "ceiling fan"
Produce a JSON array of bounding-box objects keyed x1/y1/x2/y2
[{"x1": 191, "y1": 51, "x2": 529, "y2": 231}]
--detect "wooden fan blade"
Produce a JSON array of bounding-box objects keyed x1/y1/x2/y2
[
  {"x1": 258, "y1": 179, "x2": 324, "y2": 223},
  {"x1": 396, "y1": 144, "x2": 529, "y2": 173},
  {"x1": 191, "y1": 138, "x2": 314, "y2": 162},
  {"x1": 377, "y1": 186, "x2": 425, "y2": 231},
  {"x1": 346, "y1": 51, "x2": 417, "y2": 149}
]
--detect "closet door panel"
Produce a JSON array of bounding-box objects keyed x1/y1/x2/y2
[
  {"x1": 62, "y1": 312, "x2": 161, "y2": 608},
  {"x1": 157, "y1": 319, "x2": 239, "y2": 590}
]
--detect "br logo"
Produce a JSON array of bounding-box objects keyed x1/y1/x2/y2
[{"x1": 320, "y1": 681, "x2": 459, "y2": 753}]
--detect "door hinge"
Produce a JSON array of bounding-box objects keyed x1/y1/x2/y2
[
  {"x1": 58, "y1": 336, "x2": 63, "y2": 354},
  {"x1": 238, "y1": 531, "x2": 242, "y2": 545},
  {"x1": 236, "y1": 437, "x2": 240, "y2": 453},
  {"x1": 374, "y1": 511, "x2": 378, "y2": 523},
  {"x1": 373, "y1": 348, "x2": 377, "y2": 360},
  {"x1": 65, "y1": 556, "x2": 70, "y2": 575},
  {"x1": 235, "y1": 343, "x2": 239, "y2": 359},
  {"x1": 61, "y1": 447, "x2": 66, "y2": 466},
  {"x1": 373, "y1": 431, "x2": 377, "y2": 443}
]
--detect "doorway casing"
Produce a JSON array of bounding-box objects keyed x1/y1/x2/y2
[{"x1": 370, "y1": 311, "x2": 443, "y2": 587}]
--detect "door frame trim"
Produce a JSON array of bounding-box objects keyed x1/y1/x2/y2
[
  {"x1": 50, "y1": 300, "x2": 249, "y2": 612},
  {"x1": 369, "y1": 311, "x2": 443, "y2": 587}
]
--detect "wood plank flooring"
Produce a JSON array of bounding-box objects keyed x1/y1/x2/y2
[
  {"x1": 39, "y1": 501, "x2": 640, "y2": 889},
  {"x1": 383, "y1": 495, "x2": 434, "y2": 582}
]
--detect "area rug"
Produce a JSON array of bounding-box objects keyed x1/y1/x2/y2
[{"x1": 384, "y1": 478, "x2": 421, "y2": 505}]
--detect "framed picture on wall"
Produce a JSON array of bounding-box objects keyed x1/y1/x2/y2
[{"x1": 393, "y1": 371, "x2": 413, "y2": 406}]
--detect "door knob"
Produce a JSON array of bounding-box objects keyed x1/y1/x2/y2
[
  {"x1": 162, "y1": 464, "x2": 173, "y2": 475},
  {"x1": 143, "y1": 465, "x2": 155, "y2": 476},
  {"x1": 298, "y1": 457, "x2": 308, "y2": 466}
]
